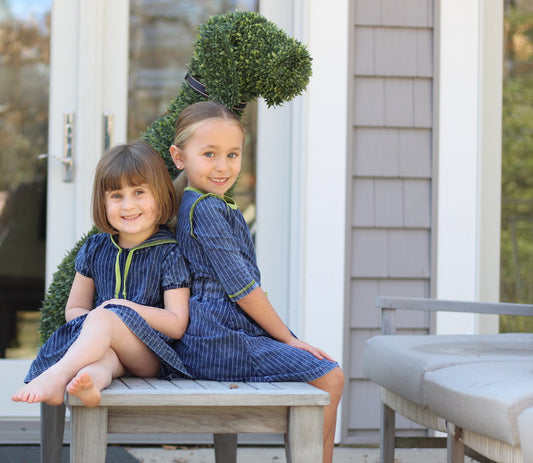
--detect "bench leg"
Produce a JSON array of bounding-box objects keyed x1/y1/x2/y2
[
  {"x1": 40, "y1": 402, "x2": 66, "y2": 463},
  {"x1": 380, "y1": 401, "x2": 395, "y2": 463},
  {"x1": 447, "y1": 423, "x2": 465, "y2": 463},
  {"x1": 214, "y1": 433, "x2": 237, "y2": 463},
  {"x1": 70, "y1": 406, "x2": 108, "y2": 463},
  {"x1": 285, "y1": 406, "x2": 323, "y2": 463}
]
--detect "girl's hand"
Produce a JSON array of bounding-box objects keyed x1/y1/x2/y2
[{"x1": 285, "y1": 338, "x2": 335, "y2": 362}]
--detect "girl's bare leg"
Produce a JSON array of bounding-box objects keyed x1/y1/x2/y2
[
  {"x1": 66, "y1": 348, "x2": 126, "y2": 407},
  {"x1": 12, "y1": 308, "x2": 160, "y2": 406},
  {"x1": 309, "y1": 366, "x2": 345, "y2": 463}
]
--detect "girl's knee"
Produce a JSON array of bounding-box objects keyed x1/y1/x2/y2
[
  {"x1": 311, "y1": 366, "x2": 345, "y2": 399},
  {"x1": 329, "y1": 366, "x2": 345, "y2": 396},
  {"x1": 84, "y1": 307, "x2": 117, "y2": 326}
]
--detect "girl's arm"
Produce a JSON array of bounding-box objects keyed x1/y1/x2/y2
[
  {"x1": 65, "y1": 272, "x2": 95, "y2": 322},
  {"x1": 102, "y1": 287, "x2": 190, "y2": 340},
  {"x1": 237, "y1": 287, "x2": 334, "y2": 361}
]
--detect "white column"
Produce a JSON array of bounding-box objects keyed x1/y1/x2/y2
[
  {"x1": 302, "y1": 0, "x2": 348, "y2": 367},
  {"x1": 436, "y1": 0, "x2": 502, "y2": 334}
]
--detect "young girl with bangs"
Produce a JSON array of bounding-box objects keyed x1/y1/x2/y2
[{"x1": 12, "y1": 140, "x2": 191, "y2": 408}]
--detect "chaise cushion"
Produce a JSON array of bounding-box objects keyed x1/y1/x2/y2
[
  {"x1": 363, "y1": 333, "x2": 533, "y2": 406},
  {"x1": 424, "y1": 360, "x2": 533, "y2": 446}
]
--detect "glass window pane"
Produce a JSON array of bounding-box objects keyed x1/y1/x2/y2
[{"x1": 0, "y1": 1, "x2": 51, "y2": 358}]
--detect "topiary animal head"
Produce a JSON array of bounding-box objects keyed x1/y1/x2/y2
[
  {"x1": 143, "y1": 11, "x2": 312, "y2": 178},
  {"x1": 190, "y1": 11, "x2": 312, "y2": 108}
]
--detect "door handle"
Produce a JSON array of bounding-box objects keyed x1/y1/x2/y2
[
  {"x1": 62, "y1": 112, "x2": 74, "y2": 182},
  {"x1": 38, "y1": 112, "x2": 74, "y2": 183}
]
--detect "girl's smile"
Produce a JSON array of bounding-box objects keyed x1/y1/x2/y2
[{"x1": 170, "y1": 119, "x2": 244, "y2": 196}]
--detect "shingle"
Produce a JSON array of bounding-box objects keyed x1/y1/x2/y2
[
  {"x1": 404, "y1": 179, "x2": 431, "y2": 227},
  {"x1": 354, "y1": 128, "x2": 399, "y2": 176},
  {"x1": 375, "y1": 179, "x2": 404, "y2": 227},
  {"x1": 388, "y1": 229, "x2": 430, "y2": 277},
  {"x1": 354, "y1": 27, "x2": 375, "y2": 75},
  {"x1": 375, "y1": 28, "x2": 418, "y2": 76},
  {"x1": 354, "y1": 77, "x2": 385, "y2": 126},
  {"x1": 384, "y1": 78, "x2": 414, "y2": 127}
]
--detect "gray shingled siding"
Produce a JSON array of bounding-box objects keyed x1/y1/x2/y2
[{"x1": 343, "y1": 0, "x2": 435, "y2": 444}]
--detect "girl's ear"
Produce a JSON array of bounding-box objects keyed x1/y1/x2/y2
[{"x1": 169, "y1": 145, "x2": 184, "y2": 169}]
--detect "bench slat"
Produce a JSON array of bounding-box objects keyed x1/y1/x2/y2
[
  {"x1": 168, "y1": 379, "x2": 208, "y2": 391},
  {"x1": 143, "y1": 377, "x2": 180, "y2": 391},
  {"x1": 120, "y1": 377, "x2": 155, "y2": 390}
]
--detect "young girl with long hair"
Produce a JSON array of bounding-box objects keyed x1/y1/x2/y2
[{"x1": 170, "y1": 101, "x2": 344, "y2": 463}]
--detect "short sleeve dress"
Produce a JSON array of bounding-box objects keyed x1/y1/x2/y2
[
  {"x1": 175, "y1": 187, "x2": 338, "y2": 382},
  {"x1": 25, "y1": 226, "x2": 191, "y2": 382}
]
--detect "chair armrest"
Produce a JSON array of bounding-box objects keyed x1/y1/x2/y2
[{"x1": 375, "y1": 296, "x2": 533, "y2": 335}]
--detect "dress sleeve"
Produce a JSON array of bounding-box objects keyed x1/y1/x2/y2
[
  {"x1": 191, "y1": 196, "x2": 258, "y2": 301},
  {"x1": 161, "y1": 245, "x2": 190, "y2": 291},
  {"x1": 74, "y1": 237, "x2": 93, "y2": 279}
]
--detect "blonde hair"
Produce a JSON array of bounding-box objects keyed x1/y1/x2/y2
[
  {"x1": 92, "y1": 140, "x2": 178, "y2": 234},
  {"x1": 172, "y1": 101, "x2": 245, "y2": 206}
]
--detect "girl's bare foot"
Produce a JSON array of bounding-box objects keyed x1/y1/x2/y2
[
  {"x1": 67, "y1": 372, "x2": 101, "y2": 407},
  {"x1": 11, "y1": 373, "x2": 66, "y2": 406}
]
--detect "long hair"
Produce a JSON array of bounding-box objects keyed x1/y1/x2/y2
[
  {"x1": 172, "y1": 101, "x2": 245, "y2": 206},
  {"x1": 92, "y1": 140, "x2": 178, "y2": 234}
]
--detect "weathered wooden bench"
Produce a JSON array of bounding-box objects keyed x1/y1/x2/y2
[
  {"x1": 41, "y1": 378, "x2": 329, "y2": 463},
  {"x1": 364, "y1": 296, "x2": 533, "y2": 463}
]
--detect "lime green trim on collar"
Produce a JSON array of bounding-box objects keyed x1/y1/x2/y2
[
  {"x1": 108, "y1": 235, "x2": 177, "y2": 299},
  {"x1": 185, "y1": 187, "x2": 238, "y2": 209},
  {"x1": 186, "y1": 187, "x2": 238, "y2": 239}
]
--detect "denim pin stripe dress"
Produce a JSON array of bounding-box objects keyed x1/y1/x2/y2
[
  {"x1": 175, "y1": 187, "x2": 338, "y2": 382},
  {"x1": 25, "y1": 226, "x2": 191, "y2": 382}
]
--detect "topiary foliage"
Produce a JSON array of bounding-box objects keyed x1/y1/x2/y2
[
  {"x1": 142, "y1": 11, "x2": 312, "y2": 178},
  {"x1": 38, "y1": 11, "x2": 312, "y2": 344}
]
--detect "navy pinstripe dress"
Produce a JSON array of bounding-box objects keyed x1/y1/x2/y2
[
  {"x1": 175, "y1": 187, "x2": 338, "y2": 382},
  {"x1": 24, "y1": 226, "x2": 191, "y2": 383}
]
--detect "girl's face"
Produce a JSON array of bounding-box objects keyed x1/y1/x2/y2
[
  {"x1": 170, "y1": 119, "x2": 244, "y2": 196},
  {"x1": 104, "y1": 183, "x2": 159, "y2": 248}
]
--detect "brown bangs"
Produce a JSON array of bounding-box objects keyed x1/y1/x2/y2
[{"x1": 101, "y1": 157, "x2": 148, "y2": 192}]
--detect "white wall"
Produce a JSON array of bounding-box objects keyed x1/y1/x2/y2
[{"x1": 436, "y1": 0, "x2": 502, "y2": 334}]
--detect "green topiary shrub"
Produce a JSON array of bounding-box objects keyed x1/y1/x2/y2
[
  {"x1": 142, "y1": 11, "x2": 312, "y2": 179},
  {"x1": 39, "y1": 11, "x2": 312, "y2": 344}
]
